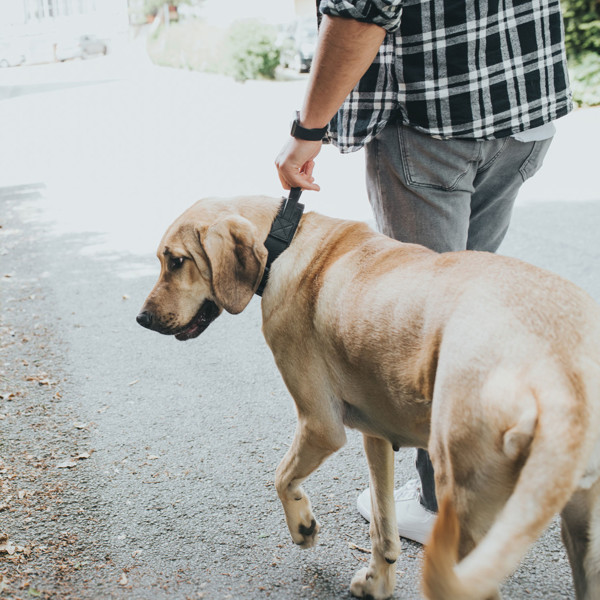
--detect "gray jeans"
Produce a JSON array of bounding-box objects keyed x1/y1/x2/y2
[{"x1": 364, "y1": 119, "x2": 553, "y2": 512}]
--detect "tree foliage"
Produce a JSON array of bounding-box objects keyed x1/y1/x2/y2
[
  {"x1": 562, "y1": 0, "x2": 600, "y2": 57},
  {"x1": 225, "y1": 20, "x2": 281, "y2": 82}
]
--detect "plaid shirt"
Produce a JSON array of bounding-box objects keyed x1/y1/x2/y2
[{"x1": 319, "y1": 0, "x2": 572, "y2": 153}]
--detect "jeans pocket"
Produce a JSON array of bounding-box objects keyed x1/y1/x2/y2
[
  {"x1": 518, "y1": 138, "x2": 553, "y2": 182},
  {"x1": 398, "y1": 124, "x2": 480, "y2": 191}
]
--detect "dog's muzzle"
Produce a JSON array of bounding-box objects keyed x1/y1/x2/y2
[{"x1": 136, "y1": 300, "x2": 221, "y2": 341}]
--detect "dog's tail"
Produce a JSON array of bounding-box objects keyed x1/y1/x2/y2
[{"x1": 422, "y1": 365, "x2": 599, "y2": 600}]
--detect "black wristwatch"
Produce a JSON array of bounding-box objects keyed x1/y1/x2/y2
[{"x1": 290, "y1": 111, "x2": 328, "y2": 141}]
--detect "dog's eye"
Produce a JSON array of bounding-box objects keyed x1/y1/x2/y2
[{"x1": 169, "y1": 257, "x2": 185, "y2": 271}]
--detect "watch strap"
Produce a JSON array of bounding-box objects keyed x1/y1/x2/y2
[{"x1": 290, "y1": 112, "x2": 328, "y2": 141}]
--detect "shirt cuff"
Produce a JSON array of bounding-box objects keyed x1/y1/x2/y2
[{"x1": 319, "y1": 0, "x2": 403, "y2": 33}]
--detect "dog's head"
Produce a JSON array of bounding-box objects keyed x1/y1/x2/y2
[{"x1": 137, "y1": 197, "x2": 271, "y2": 340}]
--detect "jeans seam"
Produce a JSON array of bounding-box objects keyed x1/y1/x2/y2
[
  {"x1": 371, "y1": 136, "x2": 387, "y2": 235},
  {"x1": 374, "y1": 137, "x2": 383, "y2": 219},
  {"x1": 518, "y1": 140, "x2": 539, "y2": 182},
  {"x1": 399, "y1": 124, "x2": 478, "y2": 192},
  {"x1": 477, "y1": 137, "x2": 509, "y2": 174}
]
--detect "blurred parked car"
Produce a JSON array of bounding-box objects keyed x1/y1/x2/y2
[
  {"x1": 80, "y1": 35, "x2": 108, "y2": 57},
  {"x1": 278, "y1": 18, "x2": 318, "y2": 73},
  {"x1": 55, "y1": 35, "x2": 108, "y2": 62},
  {"x1": 0, "y1": 42, "x2": 26, "y2": 68}
]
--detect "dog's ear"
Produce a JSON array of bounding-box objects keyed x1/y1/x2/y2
[{"x1": 202, "y1": 215, "x2": 267, "y2": 314}]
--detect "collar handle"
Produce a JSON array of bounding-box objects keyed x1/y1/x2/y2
[{"x1": 255, "y1": 188, "x2": 305, "y2": 296}]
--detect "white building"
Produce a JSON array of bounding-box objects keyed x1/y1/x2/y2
[
  {"x1": 198, "y1": 0, "x2": 315, "y2": 26},
  {"x1": 0, "y1": 0, "x2": 129, "y2": 62},
  {"x1": 2, "y1": 0, "x2": 128, "y2": 29}
]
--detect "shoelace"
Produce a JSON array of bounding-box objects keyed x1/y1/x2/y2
[{"x1": 393, "y1": 479, "x2": 421, "y2": 501}]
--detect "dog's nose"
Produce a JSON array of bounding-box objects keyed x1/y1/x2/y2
[{"x1": 136, "y1": 311, "x2": 153, "y2": 329}]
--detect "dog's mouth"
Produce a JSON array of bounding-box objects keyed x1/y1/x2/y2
[{"x1": 174, "y1": 300, "x2": 221, "y2": 341}]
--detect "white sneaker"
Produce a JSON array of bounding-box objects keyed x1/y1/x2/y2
[{"x1": 356, "y1": 479, "x2": 437, "y2": 545}]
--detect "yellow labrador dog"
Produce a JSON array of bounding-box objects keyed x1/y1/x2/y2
[{"x1": 138, "y1": 195, "x2": 600, "y2": 600}]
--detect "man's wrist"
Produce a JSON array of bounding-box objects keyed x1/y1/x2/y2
[
  {"x1": 290, "y1": 111, "x2": 328, "y2": 141},
  {"x1": 298, "y1": 110, "x2": 329, "y2": 130}
]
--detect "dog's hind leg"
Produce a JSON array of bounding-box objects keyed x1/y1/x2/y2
[
  {"x1": 275, "y1": 414, "x2": 346, "y2": 549},
  {"x1": 350, "y1": 435, "x2": 401, "y2": 600},
  {"x1": 561, "y1": 480, "x2": 600, "y2": 600}
]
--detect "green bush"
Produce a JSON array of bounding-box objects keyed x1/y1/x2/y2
[
  {"x1": 562, "y1": 0, "x2": 600, "y2": 57},
  {"x1": 225, "y1": 20, "x2": 281, "y2": 82},
  {"x1": 569, "y1": 52, "x2": 600, "y2": 106},
  {"x1": 146, "y1": 19, "x2": 282, "y2": 82},
  {"x1": 146, "y1": 20, "x2": 227, "y2": 72}
]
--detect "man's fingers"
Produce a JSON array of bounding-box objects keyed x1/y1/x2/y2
[
  {"x1": 277, "y1": 169, "x2": 320, "y2": 192},
  {"x1": 275, "y1": 138, "x2": 322, "y2": 193},
  {"x1": 276, "y1": 169, "x2": 320, "y2": 191},
  {"x1": 283, "y1": 173, "x2": 320, "y2": 191},
  {"x1": 302, "y1": 160, "x2": 315, "y2": 178}
]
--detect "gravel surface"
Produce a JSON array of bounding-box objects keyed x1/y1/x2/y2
[
  {"x1": 1, "y1": 48, "x2": 598, "y2": 600},
  {"x1": 2, "y1": 181, "x2": 596, "y2": 599}
]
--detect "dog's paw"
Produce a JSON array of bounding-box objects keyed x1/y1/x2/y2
[
  {"x1": 350, "y1": 565, "x2": 395, "y2": 600},
  {"x1": 284, "y1": 494, "x2": 320, "y2": 548},
  {"x1": 295, "y1": 516, "x2": 320, "y2": 548}
]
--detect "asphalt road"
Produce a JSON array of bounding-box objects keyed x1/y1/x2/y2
[{"x1": 1, "y1": 44, "x2": 599, "y2": 600}]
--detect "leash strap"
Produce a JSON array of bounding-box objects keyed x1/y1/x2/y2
[{"x1": 255, "y1": 187, "x2": 305, "y2": 296}]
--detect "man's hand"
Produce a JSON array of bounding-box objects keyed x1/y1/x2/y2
[
  {"x1": 275, "y1": 137, "x2": 323, "y2": 192},
  {"x1": 274, "y1": 15, "x2": 386, "y2": 194}
]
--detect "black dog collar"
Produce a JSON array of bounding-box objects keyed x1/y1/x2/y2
[{"x1": 255, "y1": 188, "x2": 304, "y2": 297}]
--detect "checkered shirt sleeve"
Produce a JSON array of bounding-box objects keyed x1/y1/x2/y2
[
  {"x1": 319, "y1": 0, "x2": 403, "y2": 32},
  {"x1": 318, "y1": 0, "x2": 572, "y2": 152}
]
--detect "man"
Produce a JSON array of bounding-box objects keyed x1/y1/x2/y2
[{"x1": 275, "y1": 0, "x2": 571, "y2": 544}]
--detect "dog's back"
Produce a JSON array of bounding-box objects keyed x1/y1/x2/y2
[{"x1": 264, "y1": 211, "x2": 600, "y2": 599}]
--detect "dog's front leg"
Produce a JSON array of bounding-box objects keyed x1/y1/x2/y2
[
  {"x1": 351, "y1": 435, "x2": 401, "y2": 600},
  {"x1": 275, "y1": 416, "x2": 346, "y2": 548}
]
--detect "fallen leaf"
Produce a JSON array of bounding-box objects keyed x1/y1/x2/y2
[
  {"x1": 348, "y1": 542, "x2": 372, "y2": 554},
  {"x1": 57, "y1": 449, "x2": 94, "y2": 469},
  {"x1": 56, "y1": 459, "x2": 78, "y2": 469},
  {"x1": 0, "y1": 534, "x2": 16, "y2": 555}
]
